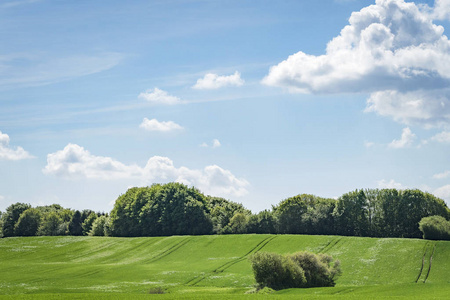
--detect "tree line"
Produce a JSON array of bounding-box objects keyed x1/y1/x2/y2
[{"x1": 1, "y1": 182, "x2": 449, "y2": 239}]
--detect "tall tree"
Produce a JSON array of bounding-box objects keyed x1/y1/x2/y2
[{"x1": 2, "y1": 203, "x2": 31, "y2": 237}]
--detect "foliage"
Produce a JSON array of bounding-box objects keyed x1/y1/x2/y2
[
  {"x1": 289, "y1": 251, "x2": 341, "y2": 287},
  {"x1": 249, "y1": 250, "x2": 341, "y2": 290},
  {"x1": 2, "y1": 203, "x2": 31, "y2": 237},
  {"x1": 82, "y1": 212, "x2": 98, "y2": 236},
  {"x1": 208, "y1": 196, "x2": 251, "y2": 234},
  {"x1": 68, "y1": 210, "x2": 83, "y2": 236},
  {"x1": 38, "y1": 211, "x2": 65, "y2": 236},
  {"x1": 419, "y1": 215, "x2": 450, "y2": 240},
  {"x1": 247, "y1": 210, "x2": 277, "y2": 234},
  {"x1": 249, "y1": 252, "x2": 306, "y2": 290},
  {"x1": 89, "y1": 215, "x2": 108, "y2": 236},
  {"x1": 14, "y1": 208, "x2": 42, "y2": 236},
  {"x1": 110, "y1": 183, "x2": 213, "y2": 237}
]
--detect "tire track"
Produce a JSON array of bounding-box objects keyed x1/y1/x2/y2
[
  {"x1": 185, "y1": 235, "x2": 277, "y2": 286},
  {"x1": 319, "y1": 237, "x2": 343, "y2": 254},
  {"x1": 144, "y1": 237, "x2": 190, "y2": 264},
  {"x1": 423, "y1": 244, "x2": 436, "y2": 283}
]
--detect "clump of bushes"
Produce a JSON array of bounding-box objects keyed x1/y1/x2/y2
[
  {"x1": 249, "y1": 251, "x2": 341, "y2": 290},
  {"x1": 419, "y1": 215, "x2": 450, "y2": 240}
]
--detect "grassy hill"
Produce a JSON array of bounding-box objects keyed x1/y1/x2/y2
[{"x1": 0, "y1": 235, "x2": 449, "y2": 299}]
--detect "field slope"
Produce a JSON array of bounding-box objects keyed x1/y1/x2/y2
[{"x1": 0, "y1": 235, "x2": 449, "y2": 299}]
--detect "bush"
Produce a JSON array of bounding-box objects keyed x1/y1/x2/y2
[
  {"x1": 249, "y1": 252, "x2": 306, "y2": 290},
  {"x1": 419, "y1": 215, "x2": 450, "y2": 240},
  {"x1": 249, "y1": 251, "x2": 341, "y2": 290}
]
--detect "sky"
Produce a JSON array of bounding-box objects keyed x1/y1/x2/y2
[{"x1": 1, "y1": 0, "x2": 450, "y2": 213}]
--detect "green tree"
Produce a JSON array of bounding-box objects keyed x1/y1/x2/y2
[
  {"x1": 333, "y1": 190, "x2": 369, "y2": 236},
  {"x1": 2, "y1": 203, "x2": 31, "y2": 237},
  {"x1": 38, "y1": 211, "x2": 64, "y2": 236},
  {"x1": 273, "y1": 196, "x2": 307, "y2": 234},
  {"x1": 89, "y1": 215, "x2": 107, "y2": 236},
  {"x1": 82, "y1": 212, "x2": 98, "y2": 235},
  {"x1": 14, "y1": 208, "x2": 42, "y2": 236},
  {"x1": 208, "y1": 196, "x2": 250, "y2": 234},
  {"x1": 247, "y1": 210, "x2": 277, "y2": 234},
  {"x1": 419, "y1": 215, "x2": 450, "y2": 240},
  {"x1": 68, "y1": 210, "x2": 83, "y2": 236}
]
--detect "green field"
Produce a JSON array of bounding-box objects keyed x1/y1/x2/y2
[{"x1": 0, "y1": 235, "x2": 449, "y2": 299}]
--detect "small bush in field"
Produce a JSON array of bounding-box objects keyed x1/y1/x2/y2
[
  {"x1": 148, "y1": 286, "x2": 165, "y2": 294},
  {"x1": 249, "y1": 251, "x2": 341, "y2": 290},
  {"x1": 419, "y1": 215, "x2": 450, "y2": 240}
]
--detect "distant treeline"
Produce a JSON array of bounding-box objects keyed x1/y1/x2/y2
[{"x1": 1, "y1": 183, "x2": 449, "y2": 239}]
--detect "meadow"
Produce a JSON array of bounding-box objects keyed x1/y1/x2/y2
[{"x1": 0, "y1": 234, "x2": 449, "y2": 299}]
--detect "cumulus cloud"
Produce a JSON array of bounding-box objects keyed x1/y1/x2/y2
[
  {"x1": 433, "y1": 170, "x2": 450, "y2": 179},
  {"x1": 43, "y1": 144, "x2": 249, "y2": 197},
  {"x1": 421, "y1": 0, "x2": 450, "y2": 21},
  {"x1": 138, "y1": 88, "x2": 182, "y2": 105},
  {"x1": 200, "y1": 139, "x2": 221, "y2": 148},
  {"x1": 431, "y1": 131, "x2": 450, "y2": 143},
  {"x1": 0, "y1": 131, "x2": 33, "y2": 160},
  {"x1": 193, "y1": 71, "x2": 244, "y2": 90},
  {"x1": 263, "y1": 0, "x2": 450, "y2": 127},
  {"x1": 139, "y1": 118, "x2": 183, "y2": 132},
  {"x1": 388, "y1": 127, "x2": 416, "y2": 148},
  {"x1": 377, "y1": 179, "x2": 406, "y2": 189}
]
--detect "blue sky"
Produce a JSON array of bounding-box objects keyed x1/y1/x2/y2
[{"x1": 1, "y1": 0, "x2": 450, "y2": 213}]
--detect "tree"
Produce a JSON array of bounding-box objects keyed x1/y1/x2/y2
[
  {"x1": 89, "y1": 215, "x2": 107, "y2": 236},
  {"x1": 274, "y1": 196, "x2": 307, "y2": 234},
  {"x1": 14, "y1": 208, "x2": 41, "y2": 236},
  {"x1": 208, "y1": 196, "x2": 250, "y2": 234},
  {"x1": 68, "y1": 210, "x2": 83, "y2": 236},
  {"x1": 38, "y1": 211, "x2": 64, "y2": 236},
  {"x1": 82, "y1": 212, "x2": 98, "y2": 235},
  {"x1": 226, "y1": 212, "x2": 249, "y2": 234},
  {"x1": 111, "y1": 183, "x2": 213, "y2": 237},
  {"x1": 2, "y1": 203, "x2": 31, "y2": 237},
  {"x1": 247, "y1": 210, "x2": 277, "y2": 234},
  {"x1": 333, "y1": 190, "x2": 369, "y2": 236}
]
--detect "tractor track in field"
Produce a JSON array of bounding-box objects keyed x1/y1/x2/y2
[
  {"x1": 185, "y1": 235, "x2": 277, "y2": 286},
  {"x1": 415, "y1": 242, "x2": 436, "y2": 283},
  {"x1": 143, "y1": 237, "x2": 190, "y2": 264},
  {"x1": 319, "y1": 237, "x2": 343, "y2": 254}
]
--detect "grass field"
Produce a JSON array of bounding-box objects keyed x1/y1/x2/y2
[{"x1": 0, "y1": 235, "x2": 449, "y2": 299}]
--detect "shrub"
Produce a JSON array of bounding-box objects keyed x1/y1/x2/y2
[
  {"x1": 419, "y1": 215, "x2": 450, "y2": 240},
  {"x1": 289, "y1": 251, "x2": 341, "y2": 287},
  {"x1": 249, "y1": 251, "x2": 341, "y2": 290},
  {"x1": 249, "y1": 252, "x2": 306, "y2": 290}
]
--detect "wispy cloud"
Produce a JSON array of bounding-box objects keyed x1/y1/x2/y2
[
  {"x1": 433, "y1": 170, "x2": 450, "y2": 179},
  {"x1": 193, "y1": 71, "x2": 244, "y2": 90},
  {"x1": 200, "y1": 139, "x2": 221, "y2": 148},
  {"x1": 43, "y1": 144, "x2": 249, "y2": 197},
  {"x1": 377, "y1": 179, "x2": 407, "y2": 189},
  {"x1": 139, "y1": 118, "x2": 184, "y2": 132},
  {"x1": 388, "y1": 128, "x2": 416, "y2": 149},
  {"x1": 0, "y1": 130, "x2": 33, "y2": 160},
  {"x1": 431, "y1": 131, "x2": 450, "y2": 143}
]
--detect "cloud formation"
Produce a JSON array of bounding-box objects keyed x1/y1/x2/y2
[
  {"x1": 43, "y1": 144, "x2": 249, "y2": 197},
  {"x1": 200, "y1": 139, "x2": 221, "y2": 148},
  {"x1": 263, "y1": 0, "x2": 450, "y2": 127},
  {"x1": 193, "y1": 71, "x2": 244, "y2": 89},
  {"x1": 433, "y1": 170, "x2": 450, "y2": 179},
  {"x1": 388, "y1": 127, "x2": 416, "y2": 148},
  {"x1": 138, "y1": 88, "x2": 182, "y2": 105},
  {"x1": 140, "y1": 118, "x2": 183, "y2": 132},
  {"x1": 377, "y1": 179, "x2": 406, "y2": 189},
  {"x1": 434, "y1": 184, "x2": 450, "y2": 203},
  {"x1": 0, "y1": 131, "x2": 33, "y2": 160},
  {"x1": 431, "y1": 131, "x2": 450, "y2": 143}
]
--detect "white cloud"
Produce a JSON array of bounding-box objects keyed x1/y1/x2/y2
[
  {"x1": 388, "y1": 127, "x2": 416, "y2": 148},
  {"x1": 139, "y1": 118, "x2": 183, "y2": 132},
  {"x1": 431, "y1": 131, "x2": 450, "y2": 143},
  {"x1": 434, "y1": 184, "x2": 450, "y2": 203},
  {"x1": 42, "y1": 143, "x2": 142, "y2": 180},
  {"x1": 43, "y1": 144, "x2": 249, "y2": 198},
  {"x1": 0, "y1": 130, "x2": 33, "y2": 160},
  {"x1": 364, "y1": 141, "x2": 375, "y2": 148},
  {"x1": 421, "y1": 0, "x2": 450, "y2": 21},
  {"x1": 193, "y1": 71, "x2": 244, "y2": 90},
  {"x1": 377, "y1": 179, "x2": 406, "y2": 189},
  {"x1": 138, "y1": 88, "x2": 182, "y2": 105},
  {"x1": 433, "y1": 170, "x2": 450, "y2": 179},
  {"x1": 200, "y1": 139, "x2": 221, "y2": 148},
  {"x1": 263, "y1": 0, "x2": 450, "y2": 127}
]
